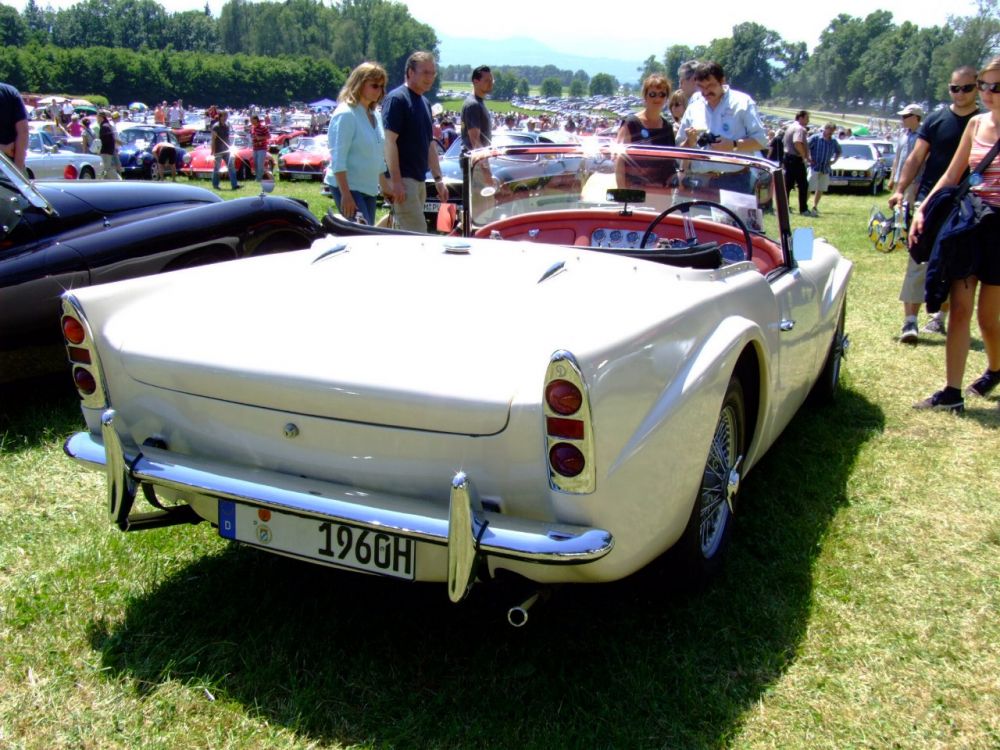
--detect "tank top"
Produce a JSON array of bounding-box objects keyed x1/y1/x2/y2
[
  {"x1": 969, "y1": 127, "x2": 1000, "y2": 208},
  {"x1": 622, "y1": 114, "x2": 677, "y2": 187}
]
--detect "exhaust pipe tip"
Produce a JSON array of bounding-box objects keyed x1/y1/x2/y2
[{"x1": 507, "y1": 606, "x2": 530, "y2": 628}]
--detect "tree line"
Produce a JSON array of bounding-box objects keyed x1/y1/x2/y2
[
  {"x1": 1, "y1": 0, "x2": 997, "y2": 109},
  {"x1": 643, "y1": 2, "x2": 998, "y2": 110}
]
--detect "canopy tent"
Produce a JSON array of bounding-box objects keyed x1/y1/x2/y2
[{"x1": 309, "y1": 97, "x2": 336, "y2": 110}]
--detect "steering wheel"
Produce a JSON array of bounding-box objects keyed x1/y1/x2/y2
[{"x1": 639, "y1": 199, "x2": 754, "y2": 261}]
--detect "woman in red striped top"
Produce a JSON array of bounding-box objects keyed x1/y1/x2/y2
[{"x1": 911, "y1": 56, "x2": 1000, "y2": 412}]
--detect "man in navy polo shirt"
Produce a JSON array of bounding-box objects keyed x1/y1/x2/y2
[
  {"x1": 0, "y1": 82, "x2": 28, "y2": 172},
  {"x1": 383, "y1": 51, "x2": 448, "y2": 232}
]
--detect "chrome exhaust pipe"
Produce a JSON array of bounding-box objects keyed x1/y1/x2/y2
[{"x1": 506, "y1": 588, "x2": 550, "y2": 628}]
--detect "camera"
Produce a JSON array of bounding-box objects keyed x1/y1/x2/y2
[{"x1": 696, "y1": 132, "x2": 721, "y2": 148}]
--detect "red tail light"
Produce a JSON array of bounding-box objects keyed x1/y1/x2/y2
[
  {"x1": 64, "y1": 164, "x2": 78, "y2": 179},
  {"x1": 549, "y1": 443, "x2": 585, "y2": 477},
  {"x1": 546, "y1": 417, "x2": 584, "y2": 439},
  {"x1": 73, "y1": 367, "x2": 97, "y2": 394},
  {"x1": 545, "y1": 379, "x2": 582, "y2": 415},
  {"x1": 62, "y1": 316, "x2": 86, "y2": 344}
]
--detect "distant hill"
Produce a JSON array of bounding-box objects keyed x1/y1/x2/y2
[{"x1": 438, "y1": 34, "x2": 643, "y2": 85}]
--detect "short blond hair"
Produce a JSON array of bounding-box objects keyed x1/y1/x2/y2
[
  {"x1": 339, "y1": 61, "x2": 388, "y2": 109},
  {"x1": 642, "y1": 73, "x2": 672, "y2": 98}
]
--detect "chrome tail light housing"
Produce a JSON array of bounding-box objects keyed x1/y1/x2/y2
[
  {"x1": 544, "y1": 351, "x2": 595, "y2": 493},
  {"x1": 61, "y1": 294, "x2": 108, "y2": 410}
]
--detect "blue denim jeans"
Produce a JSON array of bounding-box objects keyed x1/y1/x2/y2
[
  {"x1": 212, "y1": 153, "x2": 237, "y2": 189},
  {"x1": 331, "y1": 187, "x2": 377, "y2": 225},
  {"x1": 253, "y1": 149, "x2": 267, "y2": 181}
]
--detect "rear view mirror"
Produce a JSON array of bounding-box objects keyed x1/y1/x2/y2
[{"x1": 606, "y1": 188, "x2": 645, "y2": 204}]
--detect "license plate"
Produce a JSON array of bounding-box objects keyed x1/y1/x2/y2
[
  {"x1": 829, "y1": 179, "x2": 848, "y2": 186},
  {"x1": 423, "y1": 201, "x2": 440, "y2": 213},
  {"x1": 218, "y1": 499, "x2": 415, "y2": 579}
]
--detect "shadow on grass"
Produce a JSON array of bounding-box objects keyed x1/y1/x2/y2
[
  {"x1": 0, "y1": 371, "x2": 82, "y2": 450},
  {"x1": 88, "y1": 387, "x2": 883, "y2": 748}
]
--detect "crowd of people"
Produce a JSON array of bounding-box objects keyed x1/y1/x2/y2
[{"x1": 3, "y1": 53, "x2": 998, "y2": 415}]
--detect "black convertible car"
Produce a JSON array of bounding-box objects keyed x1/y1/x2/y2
[{"x1": 0, "y1": 155, "x2": 324, "y2": 382}]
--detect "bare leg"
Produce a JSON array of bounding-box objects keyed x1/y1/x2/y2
[{"x1": 945, "y1": 277, "x2": 978, "y2": 388}]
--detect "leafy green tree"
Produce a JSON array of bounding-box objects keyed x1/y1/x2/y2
[
  {"x1": 638, "y1": 55, "x2": 666, "y2": 83},
  {"x1": 516, "y1": 78, "x2": 529, "y2": 97},
  {"x1": 664, "y1": 45, "x2": 699, "y2": 83},
  {"x1": 569, "y1": 79, "x2": 586, "y2": 97},
  {"x1": 492, "y1": 70, "x2": 518, "y2": 100},
  {"x1": 540, "y1": 77, "x2": 562, "y2": 97},
  {"x1": 0, "y1": 5, "x2": 27, "y2": 47},
  {"x1": 727, "y1": 22, "x2": 783, "y2": 99},
  {"x1": 589, "y1": 73, "x2": 617, "y2": 96}
]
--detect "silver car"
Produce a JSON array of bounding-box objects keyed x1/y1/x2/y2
[{"x1": 25, "y1": 131, "x2": 103, "y2": 180}]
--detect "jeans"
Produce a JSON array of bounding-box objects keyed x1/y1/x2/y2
[
  {"x1": 253, "y1": 149, "x2": 267, "y2": 181},
  {"x1": 331, "y1": 186, "x2": 377, "y2": 225},
  {"x1": 212, "y1": 153, "x2": 237, "y2": 189}
]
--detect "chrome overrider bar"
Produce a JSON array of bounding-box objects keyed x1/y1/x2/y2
[{"x1": 65, "y1": 410, "x2": 615, "y2": 603}]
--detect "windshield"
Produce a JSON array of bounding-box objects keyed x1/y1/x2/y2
[
  {"x1": 0, "y1": 152, "x2": 53, "y2": 212},
  {"x1": 840, "y1": 144, "x2": 875, "y2": 159},
  {"x1": 467, "y1": 143, "x2": 779, "y2": 241}
]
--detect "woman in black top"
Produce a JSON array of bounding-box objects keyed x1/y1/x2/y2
[{"x1": 615, "y1": 73, "x2": 677, "y2": 188}]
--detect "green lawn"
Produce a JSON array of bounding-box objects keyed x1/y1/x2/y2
[{"x1": 1, "y1": 190, "x2": 998, "y2": 749}]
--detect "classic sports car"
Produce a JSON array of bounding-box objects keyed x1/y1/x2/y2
[
  {"x1": 276, "y1": 136, "x2": 330, "y2": 180},
  {"x1": 829, "y1": 141, "x2": 890, "y2": 194},
  {"x1": 24, "y1": 131, "x2": 103, "y2": 180},
  {"x1": 183, "y1": 134, "x2": 273, "y2": 181},
  {"x1": 0, "y1": 153, "x2": 324, "y2": 382},
  {"x1": 63, "y1": 142, "x2": 851, "y2": 617},
  {"x1": 117, "y1": 125, "x2": 185, "y2": 179}
]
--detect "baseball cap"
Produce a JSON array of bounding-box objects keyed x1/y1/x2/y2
[{"x1": 897, "y1": 103, "x2": 924, "y2": 118}]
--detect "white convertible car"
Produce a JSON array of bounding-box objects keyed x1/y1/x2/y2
[{"x1": 63, "y1": 142, "x2": 851, "y2": 617}]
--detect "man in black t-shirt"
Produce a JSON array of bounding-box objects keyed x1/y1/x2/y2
[
  {"x1": 889, "y1": 66, "x2": 980, "y2": 343},
  {"x1": 0, "y1": 82, "x2": 28, "y2": 171},
  {"x1": 461, "y1": 65, "x2": 493, "y2": 151}
]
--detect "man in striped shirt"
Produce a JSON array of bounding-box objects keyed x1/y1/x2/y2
[{"x1": 806, "y1": 123, "x2": 841, "y2": 216}]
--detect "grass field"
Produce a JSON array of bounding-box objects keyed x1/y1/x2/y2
[{"x1": 1, "y1": 188, "x2": 999, "y2": 749}]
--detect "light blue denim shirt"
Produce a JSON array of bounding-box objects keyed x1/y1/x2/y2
[{"x1": 325, "y1": 102, "x2": 386, "y2": 197}]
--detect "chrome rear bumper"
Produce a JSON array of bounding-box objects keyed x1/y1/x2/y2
[{"x1": 64, "y1": 410, "x2": 614, "y2": 602}]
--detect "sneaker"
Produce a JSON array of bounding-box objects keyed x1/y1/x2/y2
[
  {"x1": 921, "y1": 315, "x2": 947, "y2": 335},
  {"x1": 811, "y1": 207, "x2": 820, "y2": 216},
  {"x1": 966, "y1": 368, "x2": 1000, "y2": 398},
  {"x1": 801, "y1": 209, "x2": 816, "y2": 217},
  {"x1": 913, "y1": 389, "x2": 965, "y2": 413},
  {"x1": 899, "y1": 321, "x2": 919, "y2": 344}
]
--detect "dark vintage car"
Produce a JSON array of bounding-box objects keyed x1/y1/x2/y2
[
  {"x1": 117, "y1": 125, "x2": 185, "y2": 180},
  {"x1": 0, "y1": 155, "x2": 324, "y2": 382}
]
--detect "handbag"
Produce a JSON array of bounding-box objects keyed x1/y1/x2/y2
[{"x1": 909, "y1": 137, "x2": 1000, "y2": 263}]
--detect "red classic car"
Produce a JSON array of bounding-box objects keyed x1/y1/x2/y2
[
  {"x1": 182, "y1": 134, "x2": 274, "y2": 181},
  {"x1": 268, "y1": 128, "x2": 308, "y2": 153},
  {"x1": 276, "y1": 136, "x2": 330, "y2": 181}
]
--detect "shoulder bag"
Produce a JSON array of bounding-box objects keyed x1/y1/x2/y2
[{"x1": 909, "y1": 136, "x2": 1000, "y2": 264}]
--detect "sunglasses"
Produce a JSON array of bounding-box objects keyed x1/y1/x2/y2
[
  {"x1": 645, "y1": 91, "x2": 668, "y2": 98},
  {"x1": 977, "y1": 80, "x2": 1000, "y2": 93},
  {"x1": 949, "y1": 83, "x2": 976, "y2": 93}
]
